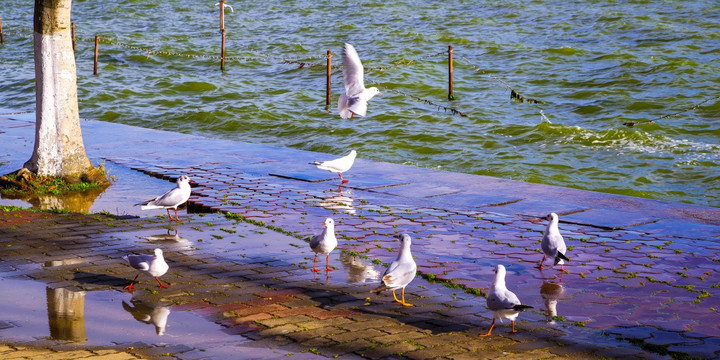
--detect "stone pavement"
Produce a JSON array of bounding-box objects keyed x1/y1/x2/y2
[{"x1": 1, "y1": 113, "x2": 720, "y2": 359}]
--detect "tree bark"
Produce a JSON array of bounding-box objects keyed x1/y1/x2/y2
[{"x1": 25, "y1": 0, "x2": 93, "y2": 180}]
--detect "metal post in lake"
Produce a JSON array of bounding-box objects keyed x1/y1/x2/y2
[
  {"x1": 93, "y1": 35, "x2": 99, "y2": 75},
  {"x1": 220, "y1": 0, "x2": 226, "y2": 71},
  {"x1": 0, "y1": 17, "x2": 4, "y2": 44},
  {"x1": 448, "y1": 45, "x2": 455, "y2": 100},
  {"x1": 221, "y1": 28, "x2": 226, "y2": 71},
  {"x1": 326, "y1": 50, "x2": 332, "y2": 107},
  {"x1": 71, "y1": 22, "x2": 76, "y2": 51},
  {"x1": 220, "y1": 0, "x2": 225, "y2": 30}
]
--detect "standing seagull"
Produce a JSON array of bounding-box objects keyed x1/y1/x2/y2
[
  {"x1": 122, "y1": 248, "x2": 170, "y2": 291},
  {"x1": 537, "y1": 212, "x2": 570, "y2": 271},
  {"x1": 371, "y1": 234, "x2": 417, "y2": 306},
  {"x1": 309, "y1": 218, "x2": 338, "y2": 272},
  {"x1": 480, "y1": 265, "x2": 533, "y2": 336},
  {"x1": 310, "y1": 150, "x2": 357, "y2": 185},
  {"x1": 338, "y1": 43, "x2": 381, "y2": 119},
  {"x1": 137, "y1": 175, "x2": 192, "y2": 222}
]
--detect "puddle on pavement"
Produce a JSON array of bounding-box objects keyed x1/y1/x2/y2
[
  {"x1": 0, "y1": 160, "x2": 182, "y2": 217},
  {"x1": 0, "y1": 278, "x2": 246, "y2": 347}
]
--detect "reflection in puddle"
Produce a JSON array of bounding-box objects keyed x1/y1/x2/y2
[
  {"x1": 339, "y1": 252, "x2": 380, "y2": 283},
  {"x1": 142, "y1": 226, "x2": 192, "y2": 250},
  {"x1": 0, "y1": 161, "x2": 186, "y2": 216},
  {"x1": 0, "y1": 279, "x2": 245, "y2": 346},
  {"x1": 540, "y1": 280, "x2": 565, "y2": 324},
  {"x1": 1, "y1": 187, "x2": 106, "y2": 213},
  {"x1": 319, "y1": 189, "x2": 355, "y2": 215},
  {"x1": 45, "y1": 258, "x2": 84, "y2": 267},
  {"x1": 122, "y1": 296, "x2": 170, "y2": 335},
  {"x1": 47, "y1": 287, "x2": 87, "y2": 342}
]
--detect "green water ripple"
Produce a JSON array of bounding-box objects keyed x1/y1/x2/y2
[{"x1": 1, "y1": 0, "x2": 719, "y2": 207}]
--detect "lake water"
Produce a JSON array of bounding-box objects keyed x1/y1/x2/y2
[{"x1": 1, "y1": 0, "x2": 719, "y2": 207}]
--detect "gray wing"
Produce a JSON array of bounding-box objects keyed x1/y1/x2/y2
[
  {"x1": 382, "y1": 260, "x2": 417, "y2": 288},
  {"x1": 487, "y1": 288, "x2": 521, "y2": 311},
  {"x1": 346, "y1": 95, "x2": 368, "y2": 117},
  {"x1": 150, "y1": 187, "x2": 185, "y2": 207},
  {"x1": 125, "y1": 254, "x2": 152, "y2": 271},
  {"x1": 542, "y1": 232, "x2": 566, "y2": 256},
  {"x1": 309, "y1": 233, "x2": 322, "y2": 251},
  {"x1": 343, "y1": 43, "x2": 366, "y2": 96}
]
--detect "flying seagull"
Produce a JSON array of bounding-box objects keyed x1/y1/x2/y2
[
  {"x1": 537, "y1": 212, "x2": 570, "y2": 271},
  {"x1": 371, "y1": 234, "x2": 417, "y2": 306},
  {"x1": 480, "y1": 265, "x2": 533, "y2": 336},
  {"x1": 338, "y1": 43, "x2": 381, "y2": 119}
]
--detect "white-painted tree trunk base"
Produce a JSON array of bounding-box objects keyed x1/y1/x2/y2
[{"x1": 25, "y1": 2, "x2": 92, "y2": 178}]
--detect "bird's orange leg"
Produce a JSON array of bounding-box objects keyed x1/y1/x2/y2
[
  {"x1": 338, "y1": 173, "x2": 348, "y2": 184},
  {"x1": 479, "y1": 319, "x2": 496, "y2": 337},
  {"x1": 124, "y1": 274, "x2": 140, "y2": 291},
  {"x1": 536, "y1": 255, "x2": 546, "y2": 269},
  {"x1": 311, "y1": 254, "x2": 321, "y2": 272},
  {"x1": 155, "y1": 277, "x2": 169, "y2": 289},
  {"x1": 507, "y1": 320, "x2": 517, "y2": 334},
  {"x1": 325, "y1": 254, "x2": 334, "y2": 272}
]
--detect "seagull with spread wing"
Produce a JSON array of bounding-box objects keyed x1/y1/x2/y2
[{"x1": 338, "y1": 43, "x2": 381, "y2": 119}]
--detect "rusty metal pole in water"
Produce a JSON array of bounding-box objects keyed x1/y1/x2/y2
[
  {"x1": 221, "y1": 28, "x2": 226, "y2": 71},
  {"x1": 219, "y1": 0, "x2": 225, "y2": 31},
  {"x1": 0, "y1": 17, "x2": 4, "y2": 44},
  {"x1": 71, "y1": 22, "x2": 76, "y2": 51},
  {"x1": 448, "y1": 45, "x2": 455, "y2": 100},
  {"x1": 220, "y1": 1, "x2": 225, "y2": 71},
  {"x1": 326, "y1": 50, "x2": 332, "y2": 107},
  {"x1": 93, "y1": 35, "x2": 99, "y2": 75}
]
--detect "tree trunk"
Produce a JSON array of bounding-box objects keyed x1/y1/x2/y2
[{"x1": 25, "y1": 0, "x2": 93, "y2": 180}]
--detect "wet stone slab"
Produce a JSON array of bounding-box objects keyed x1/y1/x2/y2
[{"x1": 2, "y1": 116, "x2": 720, "y2": 359}]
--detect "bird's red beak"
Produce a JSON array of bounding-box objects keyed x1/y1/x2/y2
[{"x1": 322, "y1": 222, "x2": 327, "y2": 226}]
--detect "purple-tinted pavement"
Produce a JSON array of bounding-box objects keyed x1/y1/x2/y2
[{"x1": 1, "y1": 112, "x2": 720, "y2": 359}]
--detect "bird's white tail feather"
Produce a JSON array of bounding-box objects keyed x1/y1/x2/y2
[{"x1": 141, "y1": 204, "x2": 165, "y2": 210}]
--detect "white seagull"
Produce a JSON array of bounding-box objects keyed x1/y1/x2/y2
[
  {"x1": 480, "y1": 265, "x2": 533, "y2": 336},
  {"x1": 537, "y1": 212, "x2": 570, "y2": 271},
  {"x1": 309, "y1": 218, "x2": 338, "y2": 272},
  {"x1": 122, "y1": 248, "x2": 170, "y2": 291},
  {"x1": 136, "y1": 175, "x2": 192, "y2": 222},
  {"x1": 338, "y1": 43, "x2": 381, "y2": 119},
  {"x1": 310, "y1": 150, "x2": 357, "y2": 185},
  {"x1": 371, "y1": 234, "x2": 417, "y2": 306}
]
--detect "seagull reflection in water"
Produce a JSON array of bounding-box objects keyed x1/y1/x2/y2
[
  {"x1": 143, "y1": 226, "x2": 192, "y2": 250},
  {"x1": 340, "y1": 251, "x2": 380, "y2": 284},
  {"x1": 319, "y1": 188, "x2": 355, "y2": 215},
  {"x1": 540, "y1": 280, "x2": 565, "y2": 324},
  {"x1": 122, "y1": 296, "x2": 171, "y2": 336}
]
